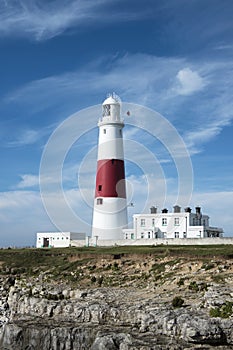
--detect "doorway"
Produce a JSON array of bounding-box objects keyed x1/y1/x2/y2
[{"x1": 43, "y1": 237, "x2": 49, "y2": 248}]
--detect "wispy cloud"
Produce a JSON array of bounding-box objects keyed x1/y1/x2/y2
[
  {"x1": 184, "y1": 119, "x2": 231, "y2": 155},
  {"x1": 0, "y1": 0, "x2": 104, "y2": 40},
  {"x1": 6, "y1": 124, "x2": 55, "y2": 147},
  {"x1": 4, "y1": 53, "x2": 233, "y2": 155},
  {"x1": 16, "y1": 174, "x2": 39, "y2": 189},
  {"x1": 0, "y1": 0, "x2": 150, "y2": 41},
  {"x1": 8, "y1": 128, "x2": 42, "y2": 146}
]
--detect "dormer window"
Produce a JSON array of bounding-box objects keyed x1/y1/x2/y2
[{"x1": 103, "y1": 104, "x2": 111, "y2": 116}]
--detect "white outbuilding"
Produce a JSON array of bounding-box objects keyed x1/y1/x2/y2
[{"x1": 36, "y1": 232, "x2": 86, "y2": 248}]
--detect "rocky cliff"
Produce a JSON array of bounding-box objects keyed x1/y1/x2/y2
[{"x1": 0, "y1": 247, "x2": 232, "y2": 349}]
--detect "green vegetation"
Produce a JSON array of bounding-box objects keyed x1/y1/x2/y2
[
  {"x1": 201, "y1": 262, "x2": 215, "y2": 270},
  {"x1": 211, "y1": 274, "x2": 225, "y2": 283},
  {"x1": 209, "y1": 302, "x2": 233, "y2": 318},
  {"x1": 0, "y1": 244, "x2": 232, "y2": 265},
  {"x1": 188, "y1": 281, "x2": 208, "y2": 292},
  {"x1": 0, "y1": 245, "x2": 232, "y2": 288},
  {"x1": 172, "y1": 296, "x2": 184, "y2": 308}
]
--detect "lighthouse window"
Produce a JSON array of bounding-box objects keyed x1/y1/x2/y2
[
  {"x1": 97, "y1": 198, "x2": 103, "y2": 205},
  {"x1": 103, "y1": 104, "x2": 111, "y2": 116},
  {"x1": 98, "y1": 185, "x2": 102, "y2": 191}
]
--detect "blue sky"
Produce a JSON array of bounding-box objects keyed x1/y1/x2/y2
[{"x1": 0, "y1": 0, "x2": 233, "y2": 246}]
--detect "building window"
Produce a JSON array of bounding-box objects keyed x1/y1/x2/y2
[
  {"x1": 174, "y1": 218, "x2": 179, "y2": 226},
  {"x1": 66, "y1": 237, "x2": 69, "y2": 239},
  {"x1": 131, "y1": 233, "x2": 134, "y2": 239},
  {"x1": 152, "y1": 218, "x2": 155, "y2": 226},
  {"x1": 174, "y1": 232, "x2": 179, "y2": 238},
  {"x1": 183, "y1": 232, "x2": 187, "y2": 238},
  {"x1": 97, "y1": 198, "x2": 103, "y2": 205},
  {"x1": 119, "y1": 129, "x2": 122, "y2": 136},
  {"x1": 125, "y1": 233, "x2": 128, "y2": 239},
  {"x1": 163, "y1": 232, "x2": 167, "y2": 238},
  {"x1": 148, "y1": 232, "x2": 151, "y2": 239},
  {"x1": 203, "y1": 219, "x2": 206, "y2": 226},
  {"x1": 141, "y1": 232, "x2": 144, "y2": 239},
  {"x1": 98, "y1": 185, "x2": 102, "y2": 191},
  {"x1": 103, "y1": 129, "x2": 106, "y2": 134},
  {"x1": 141, "y1": 219, "x2": 145, "y2": 227},
  {"x1": 162, "y1": 218, "x2": 167, "y2": 226}
]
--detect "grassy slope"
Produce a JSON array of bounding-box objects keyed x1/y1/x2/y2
[{"x1": 0, "y1": 245, "x2": 232, "y2": 283}]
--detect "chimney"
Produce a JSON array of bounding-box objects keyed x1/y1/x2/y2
[
  {"x1": 150, "y1": 206, "x2": 157, "y2": 214},
  {"x1": 162, "y1": 208, "x2": 168, "y2": 213},
  {"x1": 173, "y1": 205, "x2": 181, "y2": 213},
  {"x1": 184, "y1": 207, "x2": 192, "y2": 213},
  {"x1": 195, "y1": 206, "x2": 201, "y2": 215}
]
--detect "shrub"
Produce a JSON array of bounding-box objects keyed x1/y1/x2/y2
[
  {"x1": 112, "y1": 262, "x2": 120, "y2": 271},
  {"x1": 97, "y1": 276, "x2": 103, "y2": 286},
  {"x1": 199, "y1": 282, "x2": 208, "y2": 291},
  {"x1": 172, "y1": 296, "x2": 184, "y2": 308},
  {"x1": 188, "y1": 281, "x2": 199, "y2": 292},
  {"x1": 201, "y1": 262, "x2": 215, "y2": 270},
  {"x1": 177, "y1": 278, "x2": 185, "y2": 286},
  {"x1": 209, "y1": 307, "x2": 221, "y2": 318},
  {"x1": 90, "y1": 276, "x2": 97, "y2": 283},
  {"x1": 209, "y1": 302, "x2": 233, "y2": 318}
]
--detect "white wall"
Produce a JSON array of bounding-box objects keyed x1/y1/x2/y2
[
  {"x1": 87, "y1": 237, "x2": 233, "y2": 246},
  {"x1": 36, "y1": 232, "x2": 71, "y2": 248},
  {"x1": 36, "y1": 232, "x2": 86, "y2": 248}
]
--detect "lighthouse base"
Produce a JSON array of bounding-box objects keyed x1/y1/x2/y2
[{"x1": 92, "y1": 197, "x2": 128, "y2": 240}]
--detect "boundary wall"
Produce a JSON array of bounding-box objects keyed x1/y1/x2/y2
[{"x1": 71, "y1": 237, "x2": 233, "y2": 247}]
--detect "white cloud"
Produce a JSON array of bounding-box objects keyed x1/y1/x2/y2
[
  {"x1": 174, "y1": 67, "x2": 206, "y2": 96},
  {"x1": 16, "y1": 174, "x2": 39, "y2": 189},
  {"x1": 0, "y1": 0, "x2": 150, "y2": 41}
]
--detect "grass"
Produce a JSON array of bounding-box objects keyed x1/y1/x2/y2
[{"x1": 0, "y1": 245, "x2": 232, "y2": 285}]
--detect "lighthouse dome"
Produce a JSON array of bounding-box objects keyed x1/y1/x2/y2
[
  {"x1": 102, "y1": 93, "x2": 121, "y2": 121},
  {"x1": 102, "y1": 94, "x2": 121, "y2": 106}
]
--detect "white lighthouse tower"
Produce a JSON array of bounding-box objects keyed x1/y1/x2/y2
[{"x1": 92, "y1": 94, "x2": 128, "y2": 240}]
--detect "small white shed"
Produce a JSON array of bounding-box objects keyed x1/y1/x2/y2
[{"x1": 36, "y1": 232, "x2": 86, "y2": 248}]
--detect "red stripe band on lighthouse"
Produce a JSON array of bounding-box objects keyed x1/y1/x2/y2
[{"x1": 95, "y1": 159, "x2": 126, "y2": 198}]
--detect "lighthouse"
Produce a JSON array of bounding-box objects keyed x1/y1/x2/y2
[{"x1": 92, "y1": 94, "x2": 128, "y2": 240}]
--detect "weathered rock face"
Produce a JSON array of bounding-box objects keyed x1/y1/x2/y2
[{"x1": 0, "y1": 277, "x2": 233, "y2": 350}]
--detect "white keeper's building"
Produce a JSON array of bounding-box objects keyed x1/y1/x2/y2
[{"x1": 123, "y1": 205, "x2": 223, "y2": 240}]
